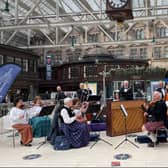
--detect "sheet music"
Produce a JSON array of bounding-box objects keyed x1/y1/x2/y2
[{"x1": 120, "y1": 104, "x2": 128, "y2": 117}]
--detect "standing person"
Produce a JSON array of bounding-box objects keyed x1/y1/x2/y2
[
  {"x1": 142, "y1": 91, "x2": 167, "y2": 147},
  {"x1": 77, "y1": 83, "x2": 88, "y2": 102},
  {"x1": 119, "y1": 80, "x2": 133, "y2": 100},
  {"x1": 55, "y1": 86, "x2": 66, "y2": 104},
  {"x1": 9, "y1": 97, "x2": 33, "y2": 146},
  {"x1": 156, "y1": 81, "x2": 165, "y2": 99}
]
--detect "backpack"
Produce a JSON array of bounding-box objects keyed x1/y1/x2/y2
[
  {"x1": 54, "y1": 136, "x2": 70, "y2": 150},
  {"x1": 157, "y1": 129, "x2": 167, "y2": 142},
  {"x1": 135, "y1": 135, "x2": 151, "y2": 143}
]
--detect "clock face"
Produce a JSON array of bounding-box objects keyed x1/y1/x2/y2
[{"x1": 109, "y1": 0, "x2": 128, "y2": 8}]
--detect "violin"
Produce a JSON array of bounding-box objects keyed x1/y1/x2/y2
[{"x1": 148, "y1": 101, "x2": 156, "y2": 108}]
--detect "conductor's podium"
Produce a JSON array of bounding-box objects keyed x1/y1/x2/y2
[{"x1": 106, "y1": 100, "x2": 145, "y2": 137}]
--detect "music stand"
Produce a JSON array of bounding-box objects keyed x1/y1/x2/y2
[
  {"x1": 37, "y1": 105, "x2": 55, "y2": 149},
  {"x1": 87, "y1": 95, "x2": 101, "y2": 102},
  {"x1": 86, "y1": 96, "x2": 112, "y2": 149},
  {"x1": 114, "y1": 104, "x2": 139, "y2": 150}
]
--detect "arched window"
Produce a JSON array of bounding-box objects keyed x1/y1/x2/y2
[{"x1": 160, "y1": 27, "x2": 166, "y2": 37}]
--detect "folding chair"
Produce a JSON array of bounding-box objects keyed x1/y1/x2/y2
[{"x1": 3, "y1": 115, "x2": 17, "y2": 148}]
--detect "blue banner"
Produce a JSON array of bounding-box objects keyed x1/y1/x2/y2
[{"x1": 0, "y1": 64, "x2": 21, "y2": 103}]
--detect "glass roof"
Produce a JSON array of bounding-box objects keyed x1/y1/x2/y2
[
  {"x1": 0, "y1": 0, "x2": 168, "y2": 34},
  {"x1": 0, "y1": 0, "x2": 167, "y2": 17}
]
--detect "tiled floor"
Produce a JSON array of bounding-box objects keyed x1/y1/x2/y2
[{"x1": 0, "y1": 130, "x2": 168, "y2": 167}]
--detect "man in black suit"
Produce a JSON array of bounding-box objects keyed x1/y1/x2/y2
[
  {"x1": 119, "y1": 80, "x2": 133, "y2": 101},
  {"x1": 55, "y1": 86, "x2": 66, "y2": 104},
  {"x1": 77, "y1": 83, "x2": 88, "y2": 102}
]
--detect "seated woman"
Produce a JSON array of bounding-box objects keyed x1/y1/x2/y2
[
  {"x1": 9, "y1": 97, "x2": 33, "y2": 146},
  {"x1": 28, "y1": 96, "x2": 51, "y2": 138},
  {"x1": 59, "y1": 97, "x2": 90, "y2": 148}
]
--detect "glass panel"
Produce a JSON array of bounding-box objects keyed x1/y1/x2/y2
[
  {"x1": 164, "y1": 46, "x2": 168, "y2": 58},
  {"x1": 33, "y1": 60, "x2": 37, "y2": 73},
  {"x1": 23, "y1": 59, "x2": 28, "y2": 72},
  {"x1": 0, "y1": 55, "x2": 3, "y2": 65},
  {"x1": 133, "y1": 80, "x2": 146, "y2": 99},
  {"x1": 70, "y1": 66, "x2": 80, "y2": 79},
  {"x1": 154, "y1": 47, "x2": 162, "y2": 59},
  {"x1": 130, "y1": 48, "x2": 138, "y2": 59},
  {"x1": 85, "y1": 65, "x2": 97, "y2": 78},
  {"x1": 6, "y1": 56, "x2": 14, "y2": 63},
  {"x1": 15, "y1": 57, "x2": 21, "y2": 65},
  {"x1": 88, "y1": 34, "x2": 99, "y2": 43},
  {"x1": 140, "y1": 48, "x2": 147, "y2": 59}
]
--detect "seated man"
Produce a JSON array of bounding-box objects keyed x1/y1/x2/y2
[
  {"x1": 28, "y1": 96, "x2": 51, "y2": 137},
  {"x1": 9, "y1": 97, "x2": 33, "y2": 146},
  {"x1": 59, "y1": 97, "x2": 90, "y2": 148},
  {"x1": 142, "y1": 91, "x2": 167, "y2": 147}
]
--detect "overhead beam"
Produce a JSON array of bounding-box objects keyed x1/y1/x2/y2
[
  {"x1": 20, "y1": 38, "x2": 168, "y2": 49},
  {"x1": 1, "y1": 15, "x2": 168, "y2": 31},
  {"x1": 77, "y1": 0, "x2": 114, "y2": 41},
  {"x1": 5, "y1": 0, "x2": 42, "y2": 44}
]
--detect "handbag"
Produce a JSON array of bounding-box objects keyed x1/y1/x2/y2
[{"x1": 54, "y1": 136, "x2": 70, "y2": 150}]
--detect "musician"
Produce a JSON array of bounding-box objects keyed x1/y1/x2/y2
[
  {"x1": 28, "y1": 96, "x2": 51, "y2": 138},
  {"x1": 72, "y1": 98, "x2": 89, "y2": 121},
  {"x1": 119, "y1": 80, "x2": 133, "y2": 100},
  {"x1": 142, "y1": 91, "x2": 167, "y2": 147},
  {"x1": 77, "y1": 83, "x2": 88, "y2": 102},
  {"x1": 59, "y1": 97, "x2": 89, "y2": 148},
  {"x1": 9, "y1": 97, "x2": 33, "y2": 146}
]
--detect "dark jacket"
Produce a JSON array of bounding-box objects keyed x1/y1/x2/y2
[
  {"x1": 47, "y1": 105, "x2": 64, "y2": 145},
  {"x1": 119, "y1": 87, "x2": 133, "y2": 101},
  {"x1": 147, "y1": 100, "x2": 167, "y2": 124},
  {"x1": 55, "y1": 91, "x2": 66, "y2": 104},
  {"x1": 77, "y1": 89, "x2": 88, "y2": 102}
]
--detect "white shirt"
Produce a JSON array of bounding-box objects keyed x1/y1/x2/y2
[
  {"x1": 9, "y1": 107, "x2": 28, "y2": 126},
  {"x1": 60, "y1": 107, "x2": 76, "y2": 124},
  {"x1": 28, "y1": 105, "x2": 42, "y2": 119}
]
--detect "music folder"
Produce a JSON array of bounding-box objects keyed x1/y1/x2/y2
[
  {"x1": 39, "y1": 105, "x2": 55, "y2": 117},
  {"x1": 87, "y1": 95, "x2": 101, "y2": 102}
]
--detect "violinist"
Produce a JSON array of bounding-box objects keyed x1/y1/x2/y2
[
  {"x1": 72, "y1": 98, "x2": 89, "y2": 122},
  {"x1": 142, "y1": 91, "x2": 167, "y2": 147},
  {"x1": 59, "y1": 97, "x2": 90, "y2": 148},
  {"x1": 9, "y1": 97, "x2": 33, "y2": 147},
  {"x1": 28, "y1": 96, "x2": 51, "y2": 138}
]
